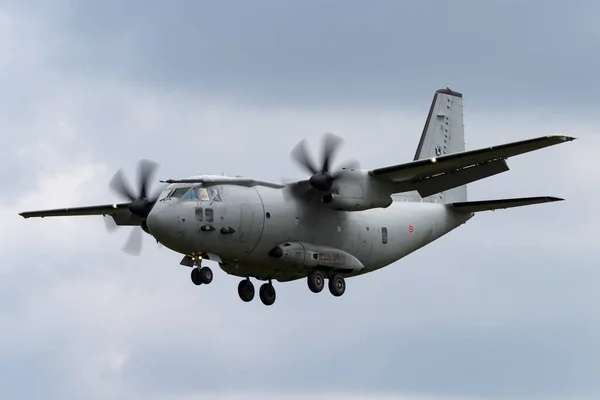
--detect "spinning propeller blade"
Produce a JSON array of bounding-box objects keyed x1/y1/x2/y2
[
  {"x1": 123, "y1": 227, "x2": 143, "y2": 256},
  {"x1": 107, "y1": 159, "x2": 162, "y2": 255},
  {"x1": 290, "y1": 133, "x2": 359, "y2": 193},
  {"x1": 103, "y1": 215, "x2": 118, "y2": 232}
]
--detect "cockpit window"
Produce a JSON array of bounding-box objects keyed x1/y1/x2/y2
[
  {"x1": 170, "y1": 187, "x2": 192, "y2": 198},
  {"x1": 208, "y1": 187, "x2": 222, "y2": 202},
  {"x1": 182, "y1": 188, "x2": 199, "y2": 201},
  {"x1": 161, "y1": 185, "x2": 223, "y2": 202},
  {"x1": 197, "y1": 188, "x2": 210, "y2": 201},
  {"x1": 157, "y1": 189, "x2": 173, "y2": 202}
]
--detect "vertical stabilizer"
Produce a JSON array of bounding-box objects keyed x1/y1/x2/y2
[{"x1": 413, "y1": 87, "x2": 467, "y2": 203}]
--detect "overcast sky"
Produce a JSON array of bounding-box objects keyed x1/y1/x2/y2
[{"x1": 1, "y1": 1, "x2": 599, "y2": 399}]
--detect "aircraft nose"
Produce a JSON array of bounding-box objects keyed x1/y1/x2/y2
[{"x1": 146, "y1": 206, "x2": 168, "y2": 239}]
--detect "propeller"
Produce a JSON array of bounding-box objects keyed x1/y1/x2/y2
[
  {"x1": 106, "y1": 159, "x2": 162, "y2": 255},
  {"x1": 290, "y1": 133, "x2": 359, "y2": 192}
]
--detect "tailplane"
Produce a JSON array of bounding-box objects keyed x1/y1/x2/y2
[{"x1": 414, "y1": 87, "x2": 467, "y2": 203}]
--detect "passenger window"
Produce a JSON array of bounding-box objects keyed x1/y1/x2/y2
[
  {"x1": 205, "y1": 208, "x2": 214, "y2": 222},
  {"x1": 195, "y1": 206, "x2": 203, "y2": 221},
  {"x1": 381, "y1": 227, "x2": 388, "y2": 244}
]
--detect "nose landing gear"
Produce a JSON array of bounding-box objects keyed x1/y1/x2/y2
[{"x1": 190, "y1": 265, "x2": 213, "y2": 285}]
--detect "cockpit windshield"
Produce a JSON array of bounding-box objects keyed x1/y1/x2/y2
[
  {"x1": 170, "y1": 187, "x2": 192, "y2": 198},
  {"x1": 158, "y1": 186, "x2": 223, "y2": 202}
]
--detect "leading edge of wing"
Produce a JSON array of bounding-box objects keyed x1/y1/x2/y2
[
  {"x1": 19, "y1": 203, "x2": 131, "y2": 218},
  {"x1": 369, "y1": 134, "x2": 576, "y2": 183}
]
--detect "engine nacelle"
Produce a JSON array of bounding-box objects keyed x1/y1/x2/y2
[
  {"x1": 321, "y1": 193, "x2": 393, "y2": 211},
  {"x1": 268, "y1": 241, "x2": 364, "y2": 273}
]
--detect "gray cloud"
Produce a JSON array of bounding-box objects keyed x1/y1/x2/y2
[
  {"x1": 15, "y1": 0, "x2": 600, "y2": 109},
  {"x1": 2, "y1": 1, "x2": 599, "y2": 399}
]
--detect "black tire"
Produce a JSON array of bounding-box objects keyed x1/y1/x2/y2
[
  {"x1": 238, "y1": 279, "x2": 255, "y2": 302},
  {"x1": 199, "y1": 266, "x2": 213, "y2": 284},
  {"x1": 307, "y1": 271, "x2": 325, "y2": 293},
  {"x1": 191, "y1": 268, "x2": 202, "y2": 285},
  {"x1": 259, "y1": 283, "x2": 276, "y2": 306},
  {"x1": 328, "y1": 274, "x2": 345, "y2": 297}
]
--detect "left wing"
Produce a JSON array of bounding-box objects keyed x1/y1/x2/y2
[
  {"x1": 19, "y1": 203, "x2": 143, "y2": 226},
  {"x1": 369, "y1": 134, "x2": 575, "y2": 197}
]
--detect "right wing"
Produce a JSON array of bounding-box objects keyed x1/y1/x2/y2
[
  {"x1": 369, "y1": 134, "x2": 575, "y2": 197},
  {"x1": 450, "y1": 196, "x2": 564, "y2": 213},
  {"x1": 19, "y1": 203, "x2": 143, "y2": 226}
]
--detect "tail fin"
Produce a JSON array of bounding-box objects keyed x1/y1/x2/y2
[{"x1": 414, "y1": 87, "x2": 467, "y2": 203}]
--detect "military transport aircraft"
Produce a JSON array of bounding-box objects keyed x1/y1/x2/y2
[{"x1": 19, "y1": 88, "x2": 575, "y2": 306}]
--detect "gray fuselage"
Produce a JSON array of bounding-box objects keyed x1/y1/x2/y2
[{"x1": 146, "y1": 182, "x2": 474, "y2": 282}]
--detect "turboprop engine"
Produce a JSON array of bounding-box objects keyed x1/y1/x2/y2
[{"x1": 268, "y1": 241, "x2": 365, "y2": 273}]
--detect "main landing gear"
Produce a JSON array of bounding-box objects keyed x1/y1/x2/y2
[
  {"x1": 238, "y1": 278, "x2": 276, "y2": 306},
  {"x1": 307, "y1": 270, "x2": 345, "y2": 297},
  {"x1": 191, "y1": 265, "x2": 213, "y2": 285}
]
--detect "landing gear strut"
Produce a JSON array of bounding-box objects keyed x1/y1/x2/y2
[{"x1": 191, "y1": 265, "x2": 213, "y2": 285}]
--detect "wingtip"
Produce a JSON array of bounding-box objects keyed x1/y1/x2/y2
[
  {"x1": 547, "y1": 196, "x2": 565, "y2": 202},
  {"x1": 550, "y1": 134, "x2": 577, "y2": 142}
]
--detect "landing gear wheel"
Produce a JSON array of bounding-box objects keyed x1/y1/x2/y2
[
  {"x1": 191, "y1": 267, "x2": 202, "y2": 285},
  {"x1": 238, "y1": 279, "x2": 255, "y2": 302},
  {"x1": 259, "y1": 283, "x2": 276, "y2": 306},
  {"x1": 199, "y1": 266, "x2": 213, "y2": 284},
  {"x1": 307, "y1": 271, "x2": 325, "y2": 293},
  {"x1": 328, "y1": 274, "x2": 345, "y2": 297}
]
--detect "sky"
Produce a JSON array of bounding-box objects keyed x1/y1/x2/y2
[{"x1": 1, "y1": 1, "x2": 599, "y2": 399}]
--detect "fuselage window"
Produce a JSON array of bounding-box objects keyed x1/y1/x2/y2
[
  {"x1": 205, "y1": 208, "x2": 214, "y2": 222},
  {"x1": 382, "y1": 227, "x2": 388, "y2": 244},
  {"x1": 195, "y1": 206, "x2": 203, "y2": 221}
]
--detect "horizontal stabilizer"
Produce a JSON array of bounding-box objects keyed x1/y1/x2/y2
[{"x1": 450, "y1": 196, "x2": 564, "y2": 213}]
